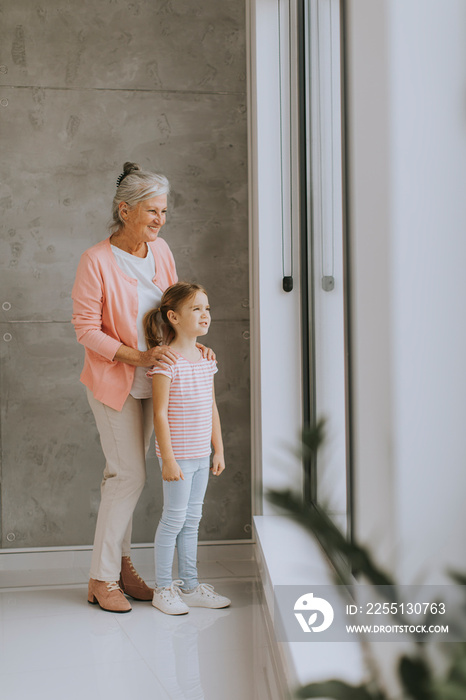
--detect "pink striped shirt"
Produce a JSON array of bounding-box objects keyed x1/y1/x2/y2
[{"x1": 147, "y1": 353, "x2": 218, "y2": 459}]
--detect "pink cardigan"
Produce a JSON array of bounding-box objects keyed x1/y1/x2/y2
[{"x1": 72, "y1": 236, "x2": 178, "y2": 411}]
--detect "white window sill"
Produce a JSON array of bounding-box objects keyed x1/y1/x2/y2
[{"x1": 254, "y1": 515, "x2": 366, "y2": 692}]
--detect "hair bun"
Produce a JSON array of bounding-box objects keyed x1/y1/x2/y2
[{"x1": 123, "y1": 162, "x2": 141, "y2": 176}]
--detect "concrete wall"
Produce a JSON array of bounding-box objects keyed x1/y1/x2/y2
[{"x1": 0, "y1": 0, "x2": 250, "y2": 548}]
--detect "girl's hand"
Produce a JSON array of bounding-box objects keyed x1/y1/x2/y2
[
  {"x1": 141, "y1": 345, "x2": 178, "y2": 369},
  {"x1": 162, "y1": 458, "x2": 185, "y2": 482},
  {"x1": 196, "y1": 343, "x2": 216, "y2": 361},
  {"x1": 211, "y1": 453, "x2": 225, "y2": 476}
]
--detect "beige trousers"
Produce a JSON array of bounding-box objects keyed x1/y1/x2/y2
[{"x1": 86, "y1": 388, "x2": 154, "y2": 581}]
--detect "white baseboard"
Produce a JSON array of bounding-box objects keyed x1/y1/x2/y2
[{"x1": 0, "y1": 541, "x2": 255, "y2": 572}]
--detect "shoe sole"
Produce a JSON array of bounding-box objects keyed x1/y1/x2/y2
[
  {"x1": 183, "y1": 603, "x2": 231, "y2": 609},
  {"x1": 180, "y1": 597, "x2": 231, "y2": 609},
  {"x1": 88, "y1": 599, "x2": 132, "y2": 614},
  {"x1": 151, "y1": 603, "x2": 189, "y2": 616}
]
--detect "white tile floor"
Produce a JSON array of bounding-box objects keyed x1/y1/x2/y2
[{"x1": 0, "y1": 560, "x2": 286, "y2": 700}]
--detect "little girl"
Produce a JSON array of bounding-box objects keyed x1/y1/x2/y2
[{"x1": 144, "y1": 282, "x2": 231, "y2": 615}]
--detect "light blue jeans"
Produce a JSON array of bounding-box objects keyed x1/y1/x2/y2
[{"x1": 155, "y1": 456, "x2": 210, "y2": 589}]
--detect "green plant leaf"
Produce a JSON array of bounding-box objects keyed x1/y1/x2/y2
[
  {"x1": 296, "y1": 679, "x2": 381, "y2": 699},
  {"x1": 449, "y1": 570, "x2": 466, "y2": 587},
  {"x1": 301, "y1": 418, "x2": 326, "y2": 457},
  {"x1": 398, "y1": 655, "x2": 434, "y2": 700},
  {"x1": 270, "y1": 423, "x2": 466, "y2": 700},
  {"x1": 433, "y1": 681, "x2": 466, "y2": 700},
  {"x1": 446, "y1": 645, "x2": 466, "y2": 684}
]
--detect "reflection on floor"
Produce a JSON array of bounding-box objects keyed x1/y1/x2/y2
[{"x1": 0, "y1": 559, "x2": 286, "y2": 700}]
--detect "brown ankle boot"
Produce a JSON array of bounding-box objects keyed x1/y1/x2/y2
[
  {"x1": 88, "y1": 578, "x2": 132, "y2": 613},
  {"x1": 119, "y1": 556, "x2": 154, "y2": 601}
]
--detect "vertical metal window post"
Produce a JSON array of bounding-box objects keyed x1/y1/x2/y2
[{"x1": 300, "y1": 0, "x2": 352, "y2": 538}]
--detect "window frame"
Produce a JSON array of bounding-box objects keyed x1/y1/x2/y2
[{"x1": 298, "y1": 0, "x2": 354, "y2": 538}]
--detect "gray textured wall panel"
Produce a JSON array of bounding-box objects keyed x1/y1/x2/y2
[
  {"x1": 0, "y1": 87, "x2": 248, "y2": 322},
  {"x1": 198, "y1": 320, "x2": 251, "y2": 540},
  {"x1": 0, "y1": 0, "x2": 245, "y2": 92},
  {"x1": 0, "y1": 322, "x2": 99, "y2": 547},
  {"x1": 0, "y1": 320, "x2": 250, "y2": 547},
  {"x1": 0, "y1": 0, "x2": 250, "y2": 549}
]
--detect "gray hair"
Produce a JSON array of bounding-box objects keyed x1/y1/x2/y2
[{"x1": 110, "y1": 162, "x2": 170, "y2": 234}]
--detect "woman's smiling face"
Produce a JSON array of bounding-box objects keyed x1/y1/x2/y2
[{"x1": 120, "y1": 194, "x2": 167, "y2": 244}]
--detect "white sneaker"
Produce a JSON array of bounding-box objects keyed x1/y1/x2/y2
[
  {"x1": 176, "y1": 583, "x2": 231, "y2": 609},
  {"x1": 152, "y1": 580, "x2": 189, "y2": 615}
]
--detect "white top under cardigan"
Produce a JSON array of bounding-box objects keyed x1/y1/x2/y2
[{"x1": 111, "y1": 244, "x2": 163, "y2": 399}]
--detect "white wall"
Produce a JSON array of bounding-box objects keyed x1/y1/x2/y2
[
  {"x1": 389, "y1": 0, "x2": 466, "y2": 583},
  {"x1": 347, "y1": 0, "x2": 466, "y2": 583}
]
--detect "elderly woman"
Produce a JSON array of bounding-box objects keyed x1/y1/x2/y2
[{"x1": 72, "y1": 162, "x2": 194, "y2": 613}]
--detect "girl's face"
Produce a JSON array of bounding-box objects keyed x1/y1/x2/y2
[{"x1": 170, "y1": 291, "x2": 211, "y2": 338}]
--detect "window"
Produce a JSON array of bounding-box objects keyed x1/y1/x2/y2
[
  {"x1": 247, "y1": 0, "x2": 351, "y2": 534},
  {"x1": 300, "y1": 0, "x2": 351, "y2": 535}
]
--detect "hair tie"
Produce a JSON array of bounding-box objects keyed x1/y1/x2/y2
[{"x1": 116, "y1": 172, "x2": 126, "y2": 188}]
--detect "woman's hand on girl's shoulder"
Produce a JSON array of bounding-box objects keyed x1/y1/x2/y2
[
  {"x1": 162, "y1": 458, "x2": 185, "y2": 482},
  {"x1": 211, "y1": 453, "x2": 225, "y2": 476},
  {"x1": 141, "y1": 344, "x2": 178, "y2": 369},
  {"x1": 196, "y1": 343, "x2": 216, "y2": 362}
]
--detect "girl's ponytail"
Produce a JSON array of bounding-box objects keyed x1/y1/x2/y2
[{"x1": 143, "y1": 307, "x2": 163, "y2": 349}]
